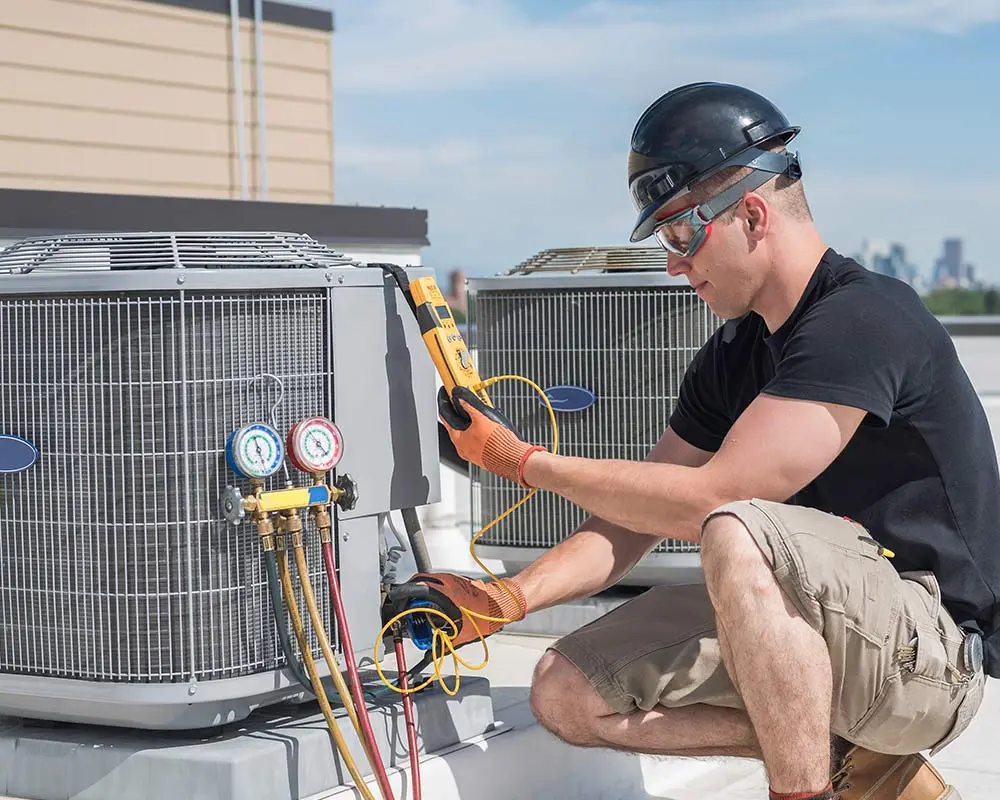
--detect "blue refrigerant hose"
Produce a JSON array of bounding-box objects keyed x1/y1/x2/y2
[
  {"x1": 265, "y1": 549, "x2": 387, "y2": 705},
  {"x1": 264, "y1": 549, "x2": 314, "y2": 695}
]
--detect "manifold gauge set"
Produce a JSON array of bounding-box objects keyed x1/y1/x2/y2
[{"x1": 221, "y1": 415, "x2": 356, "y2": 527}]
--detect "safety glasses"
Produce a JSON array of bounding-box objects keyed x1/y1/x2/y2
[
  {"x1": 652, "y1": 204, "x2": 716, "y2": 257},
  {"x1": 649, "y1": 150, "x2": 802, "y2": 258}
]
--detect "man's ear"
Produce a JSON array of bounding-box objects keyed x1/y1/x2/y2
[{"x1": 744, "y1": 193, "x2": 767, "y2": 238}]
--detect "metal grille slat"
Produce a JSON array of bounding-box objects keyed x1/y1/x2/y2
[
  {"x1": 0, "y1": 232, "x2": 358, "y2": 274},
  {"x1": 509, "y1": 245, "x2": 670, "y2": 275},
  {"x1": 469, "y1": 257, "x2": 721, "y2": 555}
]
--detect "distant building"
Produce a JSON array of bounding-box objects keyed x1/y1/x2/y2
[
  {"x1": 854, "y1": 239, "x2": 924, "y2": 293},
  {"x1": 933, "y1": 238, "x2": 978, "y2": 289},
  {"x1": 441, "y1": 268, "x2": 468, "y2": 315},
  {"x1": 0, "y1": 0, "x2": 429, "y2": 266},
  {"x1": 853, "y1": 236, "x2": 993, "y2": 293}
]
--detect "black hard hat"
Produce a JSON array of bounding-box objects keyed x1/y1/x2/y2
[{"x1": 628, "y1": 82, "x2": 802, "y2": 242}]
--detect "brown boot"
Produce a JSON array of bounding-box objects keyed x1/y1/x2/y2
[{"x1": 831, "y1": 746, "x2": 960, "y2": 799}]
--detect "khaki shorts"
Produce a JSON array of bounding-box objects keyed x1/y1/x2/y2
[{"x1": 549, "y1": 499, "x2": 986, "y2": 756}]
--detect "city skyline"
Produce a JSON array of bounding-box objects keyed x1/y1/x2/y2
[{"x1": 852, "y1": 235, "x2": 991, "y2": 294}]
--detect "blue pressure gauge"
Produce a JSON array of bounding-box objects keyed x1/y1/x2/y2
[{"x1": 225, "y1": 423, "x2": 284, "y2": 479}]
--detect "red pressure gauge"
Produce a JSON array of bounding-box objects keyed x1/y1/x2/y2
[{"x1": 286, "y1": 416, "x2": 344, "y2": 474}]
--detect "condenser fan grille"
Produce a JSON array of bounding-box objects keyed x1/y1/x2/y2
[
  {"x1": 0, "y1": 291, "x2": 336, "y2": 682},
  {"x1": 470, "y1": 277, "x2": 721, "y2": 554}
]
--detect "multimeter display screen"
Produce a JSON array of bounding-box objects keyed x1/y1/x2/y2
[{"x1": 434, "y1": 304, "x2": 452, "y2": 321}]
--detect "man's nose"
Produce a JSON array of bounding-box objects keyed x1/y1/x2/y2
[{"x1": 666, "y1": 253, "x2": 690, "y2": 277}]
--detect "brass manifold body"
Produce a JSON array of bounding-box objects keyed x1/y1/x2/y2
[{"x1": 222, "y1": 471, "x2": 357, "y2": 537}]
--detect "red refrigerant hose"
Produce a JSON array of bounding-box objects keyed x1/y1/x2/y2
[
  {"x1": 320, "y1": 539, "x2": 397, "y2": 800},
  {"x1": 394, "y1": 633, "x2": 422, "y2": 800}
]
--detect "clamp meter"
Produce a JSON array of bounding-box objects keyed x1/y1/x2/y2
[
  {"x1": 404, "y1": 599, "x2": 437, "y2": 651},
  {"x1": 407, "y1": 275, "x2": 491, "y2": 407},
  {"x1": 371, "y1": 263, "x2": 491, "y2": 408}
]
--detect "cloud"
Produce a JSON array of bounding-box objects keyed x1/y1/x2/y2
[
  {"x1": 337, "y1": 129, "x2": 999, "y2": 282},
  {"x1": 321, "y1": 0, "x2": 1000, "y2": 281},
  {"x1": 332, "y1": 0, "x2": 789, "y2": 95},
  {"x1": 337, "y1": 133, "x2": 636, "y2": 271},
  {"x1": 331, "y1": 0, "x2": 1000, "y2": 95},
  {"x1": 766, "y1": 0, "x2": 1000, "y2": 35}
]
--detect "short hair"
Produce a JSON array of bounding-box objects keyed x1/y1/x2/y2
[{"x1": 688, "y1": 143, "x2": 813, "y2": 223}]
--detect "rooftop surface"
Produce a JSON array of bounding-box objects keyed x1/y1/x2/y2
[{"x1": 368, "y1": 630, "x2": 999, "y2": 800}]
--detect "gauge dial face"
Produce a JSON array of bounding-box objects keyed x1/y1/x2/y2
[
  {"x1": 289, "y1": 417, "x2": 343, "y2": 473},
  {"x1": 229, "y1": 423, "x2": 284, "y2": 479}
]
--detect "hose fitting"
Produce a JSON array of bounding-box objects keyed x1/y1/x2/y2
[
  {"x1": 310, "y1": 474, "x2": 334, "y2": 544},
  {"x1": 249, "y1": 479, "x2": 276, "y2": 550}
]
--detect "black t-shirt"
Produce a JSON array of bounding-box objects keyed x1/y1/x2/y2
[{"x1": 670, "y1": 247, "x2": 1000, "y2": 678}]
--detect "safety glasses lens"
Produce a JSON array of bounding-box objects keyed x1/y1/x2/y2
[
  {"x1": 654, "y1": 226, "x2": 686, "y2": 254},
  {"x1": 653, "y1": 211, "x2": 700, "y2": 255}
]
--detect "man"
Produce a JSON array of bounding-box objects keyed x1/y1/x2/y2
[{"x1": 388, "y1": 82, "x2": 997, "y2": 800}]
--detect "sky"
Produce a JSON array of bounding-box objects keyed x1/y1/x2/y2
[{"x1": 297, "y1": 0, "x2": 1000, "y2": 283}]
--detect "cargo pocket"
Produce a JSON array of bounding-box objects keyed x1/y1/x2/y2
[
  {"x1": 847, "y1": 632, "x2": 951, "y2": 753},
  {"x1": 847, "y1": 574, "x2": 966, "y2": 755}
]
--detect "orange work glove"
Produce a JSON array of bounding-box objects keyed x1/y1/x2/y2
[
  {"x1": 437, "y1": 386, "x2": 544, "y2": 487},
  {"x1": 385, "y1": 572, "x2": 528, "y2": 649}
]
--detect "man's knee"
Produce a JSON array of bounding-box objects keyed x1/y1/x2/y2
[
  {"x1": 699, "y1": 502, "x2": 773, "y2": 593},
  {"x1": 529, "y1": 650, "x2": 612, "y2": 746}
]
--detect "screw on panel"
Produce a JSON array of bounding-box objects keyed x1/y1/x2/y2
[
  {"x1": 338, "y1": 274, "x2": 345, "y2": 284},
  {"x1": 177, "y1": 275, "x2": 186, "y2": 285}
]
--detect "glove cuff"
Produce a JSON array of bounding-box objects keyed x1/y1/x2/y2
[
  {"x1": 516, "y1": 446, "x2": 545, "y2": 488},
  {"x1": 483, "y1": 427, "x2": 543, "y2": 487},
  {"x1": 485, "y1": 576, "x2": 528, "y2": 624}
]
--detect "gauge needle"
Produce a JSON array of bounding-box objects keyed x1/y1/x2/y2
[{"x1": 309, "y1": 433, "x2": 328, "y2": 456}]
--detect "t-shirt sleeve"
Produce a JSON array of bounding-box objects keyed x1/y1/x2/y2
[
  {"x1": 668, "y1": 330, "x2": 732, "y2": 452},
  {"x1": 762, "y1": 290, "x2": 929, "y2": 425}
]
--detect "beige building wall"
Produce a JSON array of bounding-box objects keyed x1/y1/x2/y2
[{"x1": 0, "y1": 0, "x2": 333, "y2": 203}]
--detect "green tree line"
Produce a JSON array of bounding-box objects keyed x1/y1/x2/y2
[{"x1": 922, "y1": 288, "x2": 1000, "y2": 316}]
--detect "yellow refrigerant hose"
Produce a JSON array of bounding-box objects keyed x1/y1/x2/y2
[
  {"x1": 289, "y1": 530, "x2": 380, "y2": 761},
  {"x1": 276, "y1": 544, "x2": 379, "y2": 800},
  {"x1": 374, "y1": 374, "x2": 559, "y2": 696}
]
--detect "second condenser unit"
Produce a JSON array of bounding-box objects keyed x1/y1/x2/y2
[{"x1": 467, "y1": 246, "x2": 721, "y2": 585}]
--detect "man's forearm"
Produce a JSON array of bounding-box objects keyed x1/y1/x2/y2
[
  {"x1": 512, "y1": 517, "x2": 661, "y2": 613},
  {"x1": 521, "y1": 451, "x2": 722, "y2": 542}
]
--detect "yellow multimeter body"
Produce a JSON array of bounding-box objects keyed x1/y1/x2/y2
[{"x1": 407, "y1": 276, "x2": 492, "y2": 407}]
